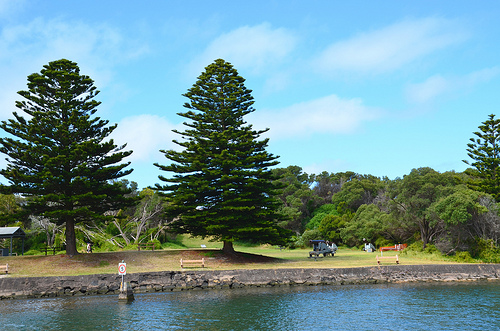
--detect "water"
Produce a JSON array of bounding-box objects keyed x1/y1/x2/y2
[{"x1": 1, "y1": 282, "x2": 499, "y2": 330}]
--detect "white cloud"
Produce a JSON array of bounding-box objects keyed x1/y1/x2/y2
[
  {"x1": 0, "y1": 0, "x2": 25, "y2": 18},
  {"x1": 248, "y1": 94, "x2": 380, "y2": 139},
  {"x1": 187, "y1": 23, "x2": 297, "y2": 77},
  {"x1": 406, "y1": 66, "x2": 500, "y2": 103},
  {"x1": 111, "y1": 115, "x2": 180, "y2": 164},
  {"x1": 314, "y1": 17, "x2": 468, "y2": 74},
  {"x1": 261, "y1": 71, "x2": 292, "y2": 94},
  {"x1": 0, "y1": 17, "x2": 149, "y2": 119},
  {"x1": 405, "y1": 75, "x2": 450, "y2": 103},
  {"x1": 464, "y1": 67, "x2": 500, "y2": 86},
  {"x1": 303, "y1": 159, "x2": 352, "y2": 177}
]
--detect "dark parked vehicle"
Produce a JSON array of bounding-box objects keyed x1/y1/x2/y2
[{"x1": 309, "y1": 240, "x2": 337, "y2": 258}]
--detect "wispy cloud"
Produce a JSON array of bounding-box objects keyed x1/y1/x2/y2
[
  {"x1": 0, "y1": 0, "x2": 25, "y2": 18},
  {"x1": 313, "y1": 17, "x2": 468, "y2": 75},
  {"x1": 111, "y1": 115, "x2": 181, "y2": 164},
  {"x1": 303, "y1": 159, "x2": 353, "y2": 177},
  {"x1": 187, "y1": 23, "x2": 297, "y2": 77},
  {"x1": 405, "y1": 66, "x2": 500, "y2": 103},
  {"x1": 405, "y1": 75, "x2": 450, "y2": 104},
  {"x1": 0, "y1": 17, "x2": 149, "y2": 119},
  {"x1": 248, "y1": 94, "x2": 381, "y2": 139}
]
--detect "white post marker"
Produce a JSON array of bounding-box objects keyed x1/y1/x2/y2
[
  {"x1": 118, "y1": 261, "x2": 126, "y2": 285},
  {"x1": 117, "y1": 260, "x2": 134, "y2": 302}
]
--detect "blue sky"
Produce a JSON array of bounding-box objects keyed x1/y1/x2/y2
[{"x1": 1, "y1": 1, "x2": 499, "y2": 189}]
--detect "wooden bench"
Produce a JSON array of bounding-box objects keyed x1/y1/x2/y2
[
  {"x1": 180, "y1": 258, "x2": 205, "y2": 268},
  {"x1": 0, "y1": 264, "x2": 8, "y2": 274},
  {"x1": 377, "y1": 255, "x2": 399, "y2": 265},
  {"x1": 43, "y1": 246, "x2": 59, "y2": 256},
  {"x1": 137, "y1": 243, "x2": 155, "y2": 251}
]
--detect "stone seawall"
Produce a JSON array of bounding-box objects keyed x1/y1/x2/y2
[{"x1": 1, "y1": 264, "x2": 499, "y2": 299}]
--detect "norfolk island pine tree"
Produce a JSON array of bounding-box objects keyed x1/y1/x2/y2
[
  {"x1": 154, "y1": 59, "x2": 291, "y2": 253},
  {"x1": 464, "y1": 114, "x2": 500, "y2": 201},
  {"x1": 0, "y1": 59, "x2": 135, "y2": 256}
]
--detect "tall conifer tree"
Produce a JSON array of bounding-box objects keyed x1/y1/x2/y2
[
  {"x1": 0, "y1": 59, "x2": 134, "y2": 256},
  {"x1": 155, "y1": 59, "x2": 290, "y2": 253},
  {"x1": 464, "y1": 114, "x2": 500, "y2": 201}
]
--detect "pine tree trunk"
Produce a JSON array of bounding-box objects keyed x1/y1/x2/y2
[
  {"x1": 421, "y1": 228, "x2": 428, "y2": 249},
  {"x1": 65, "y1": 219, "x2": 79, "y2": 256},
  {"x1": 223, "y1": 240, "x2": 235, "y2": 254}
]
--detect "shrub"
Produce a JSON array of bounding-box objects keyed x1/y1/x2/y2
[
  {"x1": 105, "y1": 222, "x2": 120, "y2": 236},
  {"x1": 305, "y1": 204, "x2": 338, "y2": 230},
  {"x1": 453, "y1": 251, "x2": 474, "y2": 263},
  {"x1": 161, "y1": 241, "x2": 186, "y2": 249},
  {"x1": 470, "y1": 238, "x2": 500, "y2": 263},
  {"x1": 23, "y1": 249, "x2": 42, "y2": 256},
  {"x1": 94, "y1": 241, "x2": 119, "y2": 252},
  {"x1": 340, "y1": 204, "x2": 387, "y2": 246},
  {"x1": 24, "y1": 232, "x2": 47, "y2": 252},
  {"x1": 161, "y1": 236, "x2": 186, "y2": 249},
  {"x1": 400, "y1": 241, "x2": 424, "y2": 255},
  {"x1": 294, "y1": 229, "x2": 322, "y2": 248},
  {"x1": 374, "y1": 237, "x2": 392, "y2": 248},
  {"x1": 151, "y1": 239, "x2": 162, "y2": 250},
  {"x1": 318, "y1": 214, "x2": 346, "y2": 242},
  {"x1": 424, "y1": 244, "x2": 439, "y2": 255}
]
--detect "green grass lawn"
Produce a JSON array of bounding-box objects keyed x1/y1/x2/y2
[
  {"x1": 178, "y1": 235, "x2": 457, "y2": 267},
  {"x1": 0, "y1": 236, "x2": 462, "y2": 278}
]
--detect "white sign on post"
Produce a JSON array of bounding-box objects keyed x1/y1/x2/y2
[{"x1": 118, "y1": 262, "x2": 126, "y2": 275}]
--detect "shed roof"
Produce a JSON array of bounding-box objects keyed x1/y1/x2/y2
[{"x1": 0, "y1": 227, "x2": 26, "y2": 238}]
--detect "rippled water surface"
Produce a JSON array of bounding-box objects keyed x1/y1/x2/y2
[{"x1": 1, "y1": 281, "x2": 499, "y2": 330}]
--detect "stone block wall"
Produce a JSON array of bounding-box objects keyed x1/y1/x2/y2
[{"x1": 0, "y1": 264, "x2": 499, "y2": 299}]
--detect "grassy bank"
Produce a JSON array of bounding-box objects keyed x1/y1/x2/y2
[{"x1": 0, "y1": 236, "x2": 461, "y2": 277}]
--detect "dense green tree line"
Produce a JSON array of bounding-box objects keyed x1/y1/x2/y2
[
  {"x1": 0, "y1": 58, "x2": 499, "y2": 261},
  {"x1": 3, "y1": 162, "x2": 500, "y2": 260},
  {"x1": 274, "y1": 165, "x2": 500, "y2": 261}
]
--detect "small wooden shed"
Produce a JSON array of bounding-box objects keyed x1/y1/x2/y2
[{"x1": 0, "y1": 227, "x2": 25, "y2": 256}]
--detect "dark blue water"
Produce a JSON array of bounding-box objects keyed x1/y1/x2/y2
[{"x1": 0, "y1": 282, "x2": 499, "y2": 330}]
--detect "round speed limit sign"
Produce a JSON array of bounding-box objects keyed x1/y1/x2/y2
[{"x1": 118, "y1": 262, "x2": 126, "y2": 275}]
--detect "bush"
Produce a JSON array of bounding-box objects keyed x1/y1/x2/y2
[
  {"x1": 400, "y1": 241, "x2": 424, "y2": 255},
  {"x1": 339, "y1": 204, "x2": 387, "y2": 246},
  {"x1": 94, "y1": 241, "x2": 119, "y2": 252},
  {"x1": 453, "y1": 251, "x2": 474, "y2": 263},
  {"x1": 285, "y1": 236, "x2": 299, "y2": 249},
  {"x1": 318, "y1": 214, "x2": 346, "y2": 243},
  {"x1": 374, "y1": 237, "x2": 392, "y2": 248},
  {"x1": 23, "y1": 249, "x2": 42, "y2": 256},
  {"x1": 161, "y1": 236, "x2": 186, "y2": 249},
  {"x1": 24, "y1": 232, "x2": 47, "y2": 252},
  {"x1": 105, "y1": 222, "x2": 120, "y2": 236},
  {"x1": 122, "y1": 243, "x2": 139, "y2": 251},
  {"x1": 129, "y1": 239, "x2": 162, "y2": 251},
  {"x1": 151, "y1": 239, "x2": 162, "y2": 250},
  {"x1": 305, "y1": 204, "x2": 338, "y2": 230},
  {"x1": 161, "y1": 241, "x2": 186, "y2": 249},
  {"x1": 301, "y1": 229, "x2": 322, "y2": 242},
  {"x1": 400, "y1": 242, "x2": 443, "y2": 260},
  {"x1": 470, "y1": 238, "x2": 500, "y2": 263},
  {"x1": 424, "y1": 244, "x2": 439, "y2": 255},
  {"x1": 294, "y1": 229, "x2": 322, "y2": 248}
]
